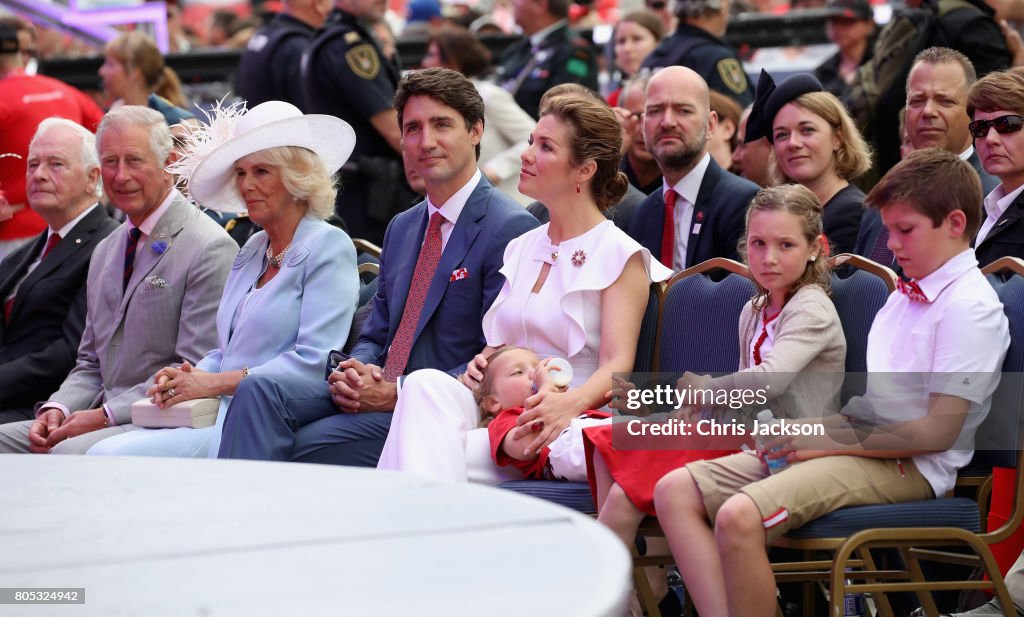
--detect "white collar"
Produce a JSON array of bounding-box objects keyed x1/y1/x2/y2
[
  {"x1": 915, "y1": 248, "x2": 978, "y2": 302},
  {"x1": 130, "y1": 189, "x2": 179, "y2": 238},
  {"x1": 426, "y1": 168, "x2": 481, "y2": 225},
  {"x1": 51, "y1": 203, "x2": 100, "y2": 239},
  {"x1": 664, "y1": 152, "x2": 711, "y2": 205},
  {"x1": 983, "y1": 182, "x2": 1024, "y2": 224},
  {"x1": 959, "y1": 145, "x2": 973, "y2": 161}
]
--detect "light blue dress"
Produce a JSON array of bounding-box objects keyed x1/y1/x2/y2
[{"x1": 87, "y1": 216, "x2": 359, "y2": 458}]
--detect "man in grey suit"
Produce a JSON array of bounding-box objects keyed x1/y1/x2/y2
[{"x1": 0, "y1": 106, "x2": 237, "y2": 454}]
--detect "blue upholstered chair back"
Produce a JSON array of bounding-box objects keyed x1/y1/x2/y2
[
  {"x1": 657, "y1": 271, "x2": 755, "y2": 373},
  {"x1": 830, "y1": 265, "x2": 893, "y2": 405},
  {"x1": 971, "y1": 270, "x2": 1024, "y2": 470},
  {"x1": 830, "y1": 268, "x2": 891, "y2": 374},
  {"x1": 632, "y1": 284, "x2": 662, "y2": 375}
]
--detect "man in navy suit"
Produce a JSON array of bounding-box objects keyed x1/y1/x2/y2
[
  {"x1": 218, "y1": 67, "x2": 538, "y2": 464},
  {"x1": 628, "y1": 65, "x2": 759, "y2": 271},
  {"x1": 0, "y1": 119, "x2": 118, "y2": 424}
]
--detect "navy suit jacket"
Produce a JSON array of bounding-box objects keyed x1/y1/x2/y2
[
  {"x1": 0, "y1": 205, "x2": 118, "y2": 410},
  {"x1": 975, "y1": 189, "x2": 1024, "y2": 268},
  {"x1": 349, "y1": 175, "x2": 539, "y2": 376},
  {"x1": 855, "y1": 149, "x2": 1000, "y2": 263},
  {"x1": 628, "y1": 157, "x2": 758, "y2": 269}
]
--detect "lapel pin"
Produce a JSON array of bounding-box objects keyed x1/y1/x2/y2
[
  {"x1": 695, "y1": 211, "x2": 705, "y2": 223},
  {"x1": 75, "y1": 238, "x2": 81, "y2": 244}
]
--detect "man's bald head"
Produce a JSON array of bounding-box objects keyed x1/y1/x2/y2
[
  {"x1": 647, "y1": 66, "x2": 711, "y2": 110},
  {"x1": 643, "y1": 66, "x2": 717, "y2": 182}
]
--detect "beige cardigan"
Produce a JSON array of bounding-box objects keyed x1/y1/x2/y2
[{"x1": 706, "y1": 284, "x2": 847, "y2": 421}]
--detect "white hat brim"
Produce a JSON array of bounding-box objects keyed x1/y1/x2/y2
[{"x1": 187, "y1": 114, "x2": 356, "y2": 214}]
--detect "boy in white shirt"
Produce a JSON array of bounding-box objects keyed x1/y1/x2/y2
[{"x1": 653, "y1": 148, "x2": 1011, "y2": 617}]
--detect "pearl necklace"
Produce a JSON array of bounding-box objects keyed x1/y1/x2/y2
[{"x1": 266, "y1": 241, "x2": 291, "y2": 269}]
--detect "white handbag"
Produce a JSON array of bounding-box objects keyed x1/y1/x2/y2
[{"x1": 130, "y1": 398, "x2": 220, "y2": 429}]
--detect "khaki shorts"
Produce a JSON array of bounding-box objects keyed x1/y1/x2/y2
[{"x1": 686, "y1": 452, "x2": 934, "y2": 542}]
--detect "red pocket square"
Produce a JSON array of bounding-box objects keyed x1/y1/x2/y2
[{"x1": 450, "y1": 267, "x2": 469, "y2": 282}]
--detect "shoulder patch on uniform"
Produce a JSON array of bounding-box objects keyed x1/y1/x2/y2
[
  {"x1": 716, "y1": 58, "x2": 748, "y2": 95},
  {"x1": 566, "y1": 57, "x2": 589, "y2": 78},
  {"x1": 344, "y1": 31, "x2": 361, "y2": 44},
  {"x1": 346, "y1": 43, "x2": 380, "y2": 80}
]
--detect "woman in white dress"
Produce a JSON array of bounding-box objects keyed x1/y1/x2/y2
[{"x1": 377, "y1": 93, "x2": 672, "y2": 483}]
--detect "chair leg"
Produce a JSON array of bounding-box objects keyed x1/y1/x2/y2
[
  {"x1": 900, "y1": 546, "x2": 939, "y2": 617},
  {"x1": 859, "y1": 548, "x2": 896, "y2": 617},
  {"x1": 632, "y1": 542, "x2": 662, "y2": 617},
  {"x1": 801, "y1": 550, "x2": 816, "y2": 617}
]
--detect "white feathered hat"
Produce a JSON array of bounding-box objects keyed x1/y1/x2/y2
[{"x1": 173, "y1": 100, "x2": 356, "y2": 214}]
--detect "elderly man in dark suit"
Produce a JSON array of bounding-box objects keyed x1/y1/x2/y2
[
  {"x1": 0, "y1": 119, "x2": 119, "y2": 424},
  {"x1": 0, "y1": 106, "x2": 237, "y2": 454},
  {"x1": 628, "y1": 65, "x2": 759, "y2": 271},
  {"x1": 217, "y1": 68, "x2": 538, "y2": 465}
]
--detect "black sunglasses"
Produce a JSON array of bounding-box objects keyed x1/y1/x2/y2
[{"x1": 969, "y1": 114, "x2": 1024, "y2": 139}]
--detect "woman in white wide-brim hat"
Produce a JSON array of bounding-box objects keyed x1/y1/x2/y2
[{"x1": 87, "y1": 100, "x2": 362, "y2": 458}]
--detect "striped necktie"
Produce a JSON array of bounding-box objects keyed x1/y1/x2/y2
[{"x1": 123, "y1": 227, "x2": 142, "y2": 292}]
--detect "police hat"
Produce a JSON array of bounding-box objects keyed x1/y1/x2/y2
[
  {"x1": 182, "y1": 101, "x2": 356, "y2": 214},
  {"x1": 0, "y1": 24, "x2": 19, "y2": 54},
  {"x1": 824, "y1": 0, "x2": 873, "y2": 21},
  {"x1": 744, "y1": 70, "x2": 824, "y2": 144}
]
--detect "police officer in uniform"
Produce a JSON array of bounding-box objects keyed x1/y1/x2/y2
[
  {"x1": 302, "y1": 0, "x2": 412, "y2": 245},
  {"x1": 237, "y1": 0, "x2": 332, "y2": 110},
  {"x1": 642, "y1": 0, "x2": 753, "y2": 108},
  {"x1": 496, "y1": 0, "x2": 599, "y2": 120}
]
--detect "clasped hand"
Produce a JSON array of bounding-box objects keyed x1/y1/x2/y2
[
  {"x1": 28, "y1": 407, "x2": 107, "y2": 453},
  {"x1": 147, "y1": 362, "x2": 212, "y2": 408},
  {"x1": 328, "y1": 359, "x2": 396, "y2": 412}
]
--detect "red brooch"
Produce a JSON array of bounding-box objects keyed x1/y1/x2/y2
[
  {"x1": 571, "y1": 249, "x2": 586, "y2": 267},
  {"x1": 695, "y1": 211, "x2": 705, "y2": 223}
]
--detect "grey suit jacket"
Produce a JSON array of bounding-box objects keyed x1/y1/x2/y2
[
  {"x1": 709, "y1": 284, "x2": 847, "y2": 421},
  {"x1": 49, "y1": 192, "x2": 238, "y2": 425}
]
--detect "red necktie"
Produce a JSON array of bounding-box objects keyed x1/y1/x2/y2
[
  {"x1": 4, "y1": 233, "x2": 61, "y2": 325},
  {"x1": 383, "y1": 212, "x2": 444, "y2": 381},
  {"x1": 661, "y1": 189, "x2": 677, "y2": 269},
  {"x1": 897, "y1": 278, "x2": 930, "y2": 303}
]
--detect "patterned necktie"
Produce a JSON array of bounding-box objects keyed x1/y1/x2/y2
[
  {"x1": 868, "y1": 225, "x2": 894, "y2": 266},
  {"x1": 661, "y1": 189, "x2": 677, "y2": 269},
  {"x1": 383, "y1": 213, "x2": 444, "y2": 381},
  {"x1": 897, "y1": 278, "x2": 930, "y2": 303},
  {"x1": 123, "y1": 227, "x2": 142, "y2": 293},
  {"x1": 4, "y1": 233, "x2": 61, "y2": 325}
]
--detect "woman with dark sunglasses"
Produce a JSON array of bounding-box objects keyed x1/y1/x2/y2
[{"x1": 967, "y1": 68, "x2": 1024, "y2": 268}]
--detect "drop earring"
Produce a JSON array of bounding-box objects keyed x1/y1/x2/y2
[{"x1": 576, "y1": 183, "x2": 581, "y2": 194}]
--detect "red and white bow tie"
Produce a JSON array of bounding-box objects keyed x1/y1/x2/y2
[{"x1": 897, "y1": 278, "x2": 931, "y2": 303}]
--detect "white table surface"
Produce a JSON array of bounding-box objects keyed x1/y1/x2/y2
[{"x1": 0, "y1": 455, "x2": 630, "y2": 616}]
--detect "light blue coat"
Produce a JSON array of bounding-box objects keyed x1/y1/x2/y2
[{"x1": 87, "y1": 216, "x2": 359, "y2": 457}]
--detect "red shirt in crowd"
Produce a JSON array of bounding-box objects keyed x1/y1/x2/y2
[{"x1": 0, "y1": 69, "x2": 104, "y2": 241}]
